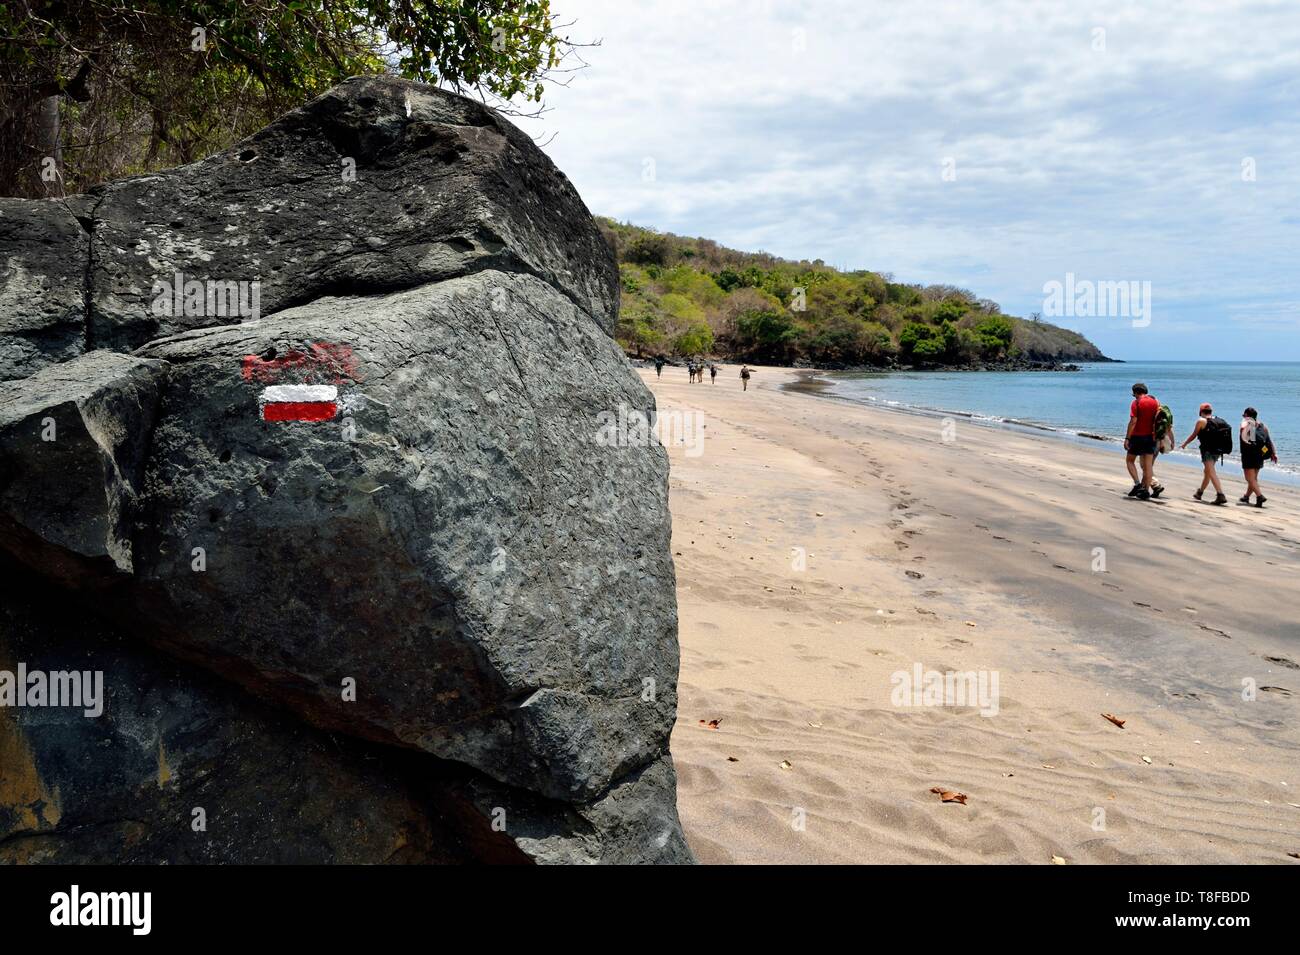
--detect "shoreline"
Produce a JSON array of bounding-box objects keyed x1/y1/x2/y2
[
  {"x1": 648, "y1": 363, "x2": 1300, "y2": 864},
  {"x1": 783, "y1": 368, "x2": 1300, "y2": 486}
]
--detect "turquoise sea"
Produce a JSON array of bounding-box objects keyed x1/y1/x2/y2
[{"x1": 821, "y1": 362, "x2": 1300, "y2": 484}]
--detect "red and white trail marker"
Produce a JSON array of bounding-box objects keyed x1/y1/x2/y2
[{"x1": 259, "y1": 384, "x2": 339, "y2": 422}]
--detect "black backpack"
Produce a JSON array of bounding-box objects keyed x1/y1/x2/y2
[
  {"x1": 1253, "y1": 423, "x2": 1274, "y2": 456},
  {"x1": 1202, "y1": 416, "x2": 1233, "y2": 455}
]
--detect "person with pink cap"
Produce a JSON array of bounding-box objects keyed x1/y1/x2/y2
[{"x1": 1180, "y1": 402, "x2": 1230, "y2": 505}]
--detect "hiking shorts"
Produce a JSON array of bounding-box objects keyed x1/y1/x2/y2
[
  {"x1": 1201, "y1": 447, "x2": 1223, "y2": 464},
  {"x1": 1128, "y1": 435, "x2": 1156, "y2": 455},
  {"x1": 1240, "y1": 446, "x2": 1265, "y2": 470}
]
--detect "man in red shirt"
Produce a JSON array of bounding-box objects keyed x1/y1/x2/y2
[{"x1": 1125, "y1": 382, "x2": 1160, "y2": 499}]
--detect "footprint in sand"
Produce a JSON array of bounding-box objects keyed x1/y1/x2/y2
[
  {"x1": 1259, "y1": 686, "x2": 1293, "y2": 697},
  {"x1": 1133, "y1": 601, "x2": 1163, "y2": 612},
  {"x1": 1198, "y1": 624, "x2": 1231, "y2": 638},
  {"x1": 1263, "y1": 655, "x2": 1300, "y2": 670},
  {"x1": 1053, "y1": 564, "x2": 1075, "y2": 573},
  {"x1": 1102, "y1": 582, "x2": 1123, "y2": 590},
  {"x1": 905, "y1": 570, "x2": 925, "y2": 579}
]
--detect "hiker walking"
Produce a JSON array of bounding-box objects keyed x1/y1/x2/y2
[
  {"x1": 654, "y1": 356, "x2": 665, "y2": 378},
  {"x1": 1180, "y1": 402, "x2": 1230, "y2": 505},
  {"x1": 1124, "y1": 382, "x2": 1160, "y2": 500},
  {"x1": 1239, "y1": 407, "x2": 1278, "y2": 507},
  {"x1": 739, "y1": 365, "x2": 752, "y2": 392},
  {"x1": 709, "y1": 363, "x2": 718, "y2": 385}
]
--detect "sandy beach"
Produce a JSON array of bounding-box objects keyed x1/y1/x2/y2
[{"x1": 646, "y1": 364, "x2": 1300, "y2": 865}]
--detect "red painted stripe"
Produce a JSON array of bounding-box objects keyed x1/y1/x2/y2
[{"x1": 262, "y1": 401, "x2": 338, "y2": 422}]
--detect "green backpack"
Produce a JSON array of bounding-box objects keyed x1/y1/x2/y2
[{"x1": 1154, "y1": 404, "x2": 1173, "y2": 440}]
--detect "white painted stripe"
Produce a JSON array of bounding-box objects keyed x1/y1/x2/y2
[{"x1": 259, "y1": 384, "x2": 338, "y2": 403}]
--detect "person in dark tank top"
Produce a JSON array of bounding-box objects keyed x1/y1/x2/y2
[{"x1": 1180, "y1": 403, "x2": 1228, "y2": 505}]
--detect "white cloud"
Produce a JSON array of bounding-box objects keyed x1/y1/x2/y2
[{"x1": 510, "y1": 0, "x2": 1300, "y2": 360}]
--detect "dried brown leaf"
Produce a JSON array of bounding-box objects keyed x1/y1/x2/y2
[{"x1": 929, "y1": 787, "x2": 968, "y2": 805}]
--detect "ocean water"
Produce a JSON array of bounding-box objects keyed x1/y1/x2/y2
[{"x1": 820, "y1": 362, "x2": 1300, "y2": 483}]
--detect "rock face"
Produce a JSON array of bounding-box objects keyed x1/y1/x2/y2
[
  {"x1": 0, "y1": 197, "x2": 90, "y2": 382},
  {"x1": 0, "y1": 76, "x2": 690, "y2": 863}
]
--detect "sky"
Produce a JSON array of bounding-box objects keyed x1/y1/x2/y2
[{"x1": 511, "y1": 0, "x2": 1300, "y2": 362}]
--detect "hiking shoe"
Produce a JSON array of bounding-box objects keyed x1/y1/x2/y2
[
  {"x1": 1135, "y1": 488, "x2": 1151, "y2": 500},
  {"x1": 1151, "y1": 483, "x2": 1165, "y2": 498},
  {"x1": 1239, "y1": 494, "x2": 1251, "y2": 504},
  {"x1": 1256, "y1": 496, "x2": 1267, "y2": 508},
  {"x1": 1128, "y1": 483, "x2": 1143, "y2": 497},
  {"x1": 1213, "y1": 493, "x2": 1228, "y2": 505},
  {"x1": 1193, "y1": 489, "x2": 1204, "y2": 501}
]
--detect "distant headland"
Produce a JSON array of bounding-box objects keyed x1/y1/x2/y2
[{"x1": 602, "y1": 219, "x2": 1111, "y2": 370}]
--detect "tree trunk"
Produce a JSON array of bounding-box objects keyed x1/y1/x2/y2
[{"x1": 36, "y1": 94, "x2": 64, "y2": 197}]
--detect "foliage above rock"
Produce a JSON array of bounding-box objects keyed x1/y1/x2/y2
[{"x1": 0, "y1": 0, "x2": 574, "y2": 197}]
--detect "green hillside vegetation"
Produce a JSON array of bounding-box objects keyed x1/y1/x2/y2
[{"x1": 598, "y1": 219, "x2": 1108, "y2": 368}]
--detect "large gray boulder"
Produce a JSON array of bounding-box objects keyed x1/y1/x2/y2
[{"x1": 0, "y1": 76, "x2": 689, "y2": 863}]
